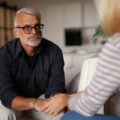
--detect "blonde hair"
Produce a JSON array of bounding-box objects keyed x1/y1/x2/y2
[
  {"x1": 14, "y1": 8, "x2": 41, "y2": 27},
  {"x1": 99, "y1": 0, "x2": 120, "y2": 37}
]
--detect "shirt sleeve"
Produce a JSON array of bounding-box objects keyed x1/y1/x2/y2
[
  {"x1": 0, "y1": 54, "x2": 18, "y2": 108},
  {"x1": 45, "y1": 47, "x2": 66, "y2": 98},
  {"x1": 69, "y1": 41, "x2": 120, "y2": 117}
]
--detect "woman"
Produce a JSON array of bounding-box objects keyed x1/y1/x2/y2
[{"x1": 39, "y1": 0, "x2": 120, "y2": 119}]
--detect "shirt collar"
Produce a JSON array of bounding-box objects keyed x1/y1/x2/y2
[{"x1": 15, "y1": 38, "x2": 44, "y2": 57}]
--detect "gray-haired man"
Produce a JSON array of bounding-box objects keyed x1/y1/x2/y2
[{"x1": 0, "y1": 8, "x2": 66, "y2": 120}]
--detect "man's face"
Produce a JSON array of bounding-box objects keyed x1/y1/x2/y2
[{"x1": 14, "y1": 13, "x2": 42, "y2": 47}]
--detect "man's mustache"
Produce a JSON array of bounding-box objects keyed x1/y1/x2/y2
[{"x1": 29, "y1": 35, "x2": 40, "y2": 39}]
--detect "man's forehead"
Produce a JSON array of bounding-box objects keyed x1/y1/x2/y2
[{"x1": 16, "y1": 13, "x2": 40, "y2": 26}]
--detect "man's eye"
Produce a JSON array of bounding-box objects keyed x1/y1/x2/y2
[
  {"x1": 36, "y1": 26, "x2": 40, "y2": 28},
  {"x1": 24, "y1": 26, "x2": 31, "y2": 29},
  {"x1": 35, "y1": 24, "x2": 40, "y2": 27}
]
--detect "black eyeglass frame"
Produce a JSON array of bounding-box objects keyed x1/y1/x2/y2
[{"x1": 16, "y1": 24, "x2": 44, "y2": 34}]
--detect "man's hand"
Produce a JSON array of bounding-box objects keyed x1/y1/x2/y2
[
  {"x1": 39, "y1": 93, "x2": 70, "y2": 116},
  {"x1": 34, "y1": 98, "x2": 50, "y2": 112}
]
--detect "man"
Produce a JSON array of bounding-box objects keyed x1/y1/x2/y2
[{"x1": 0, "y1": 8, "x2": 66, "y2": 120}]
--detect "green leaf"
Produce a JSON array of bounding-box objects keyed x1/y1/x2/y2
[{"x1": 93, "y1": 25, "x2": 107, "y2": 38}]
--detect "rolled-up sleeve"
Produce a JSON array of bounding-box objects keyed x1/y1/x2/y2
[
  {"x1": 45, "y1": 48, "x2": 66, "y2": 98},
  {"x1": 0, "y1": 54, "x2": 18, "y2": 108}
]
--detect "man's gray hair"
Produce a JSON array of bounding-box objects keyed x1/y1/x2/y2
[{"x1": 14, "y1": 8, "x2": 41, "y2": 27}]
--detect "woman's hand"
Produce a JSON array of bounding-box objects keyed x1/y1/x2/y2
[{"x1": 40, "y1": 93, "x2": 70, "y2": 116}]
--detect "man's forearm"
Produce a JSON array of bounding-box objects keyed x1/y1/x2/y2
[{"x1": 11, "y1": 96, "x2": 36, "y2": 111}]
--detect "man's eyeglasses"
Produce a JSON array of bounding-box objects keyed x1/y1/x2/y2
[{"x1": 16, "y1": 24, "x2": 44, "y2": 34}]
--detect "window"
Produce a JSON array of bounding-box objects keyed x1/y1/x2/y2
[{"x1": 0, "y1": 2, "x2": 17, "y2": 46}]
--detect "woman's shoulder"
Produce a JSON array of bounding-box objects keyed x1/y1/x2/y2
[
  {"x1": 109, "y1": 33, "x2": 120, "y2": 46},
  {"x1": 104, "y1": 33, "x2": 120, "y2": 52}
]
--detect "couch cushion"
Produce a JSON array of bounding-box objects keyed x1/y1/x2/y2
[{"x1": 78, "y1": 57, "x2": 98, "y2": 92}]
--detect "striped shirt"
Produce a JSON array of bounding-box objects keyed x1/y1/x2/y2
[{"x1": 69, "y1": 33, "x2": 120, "y2": 117}]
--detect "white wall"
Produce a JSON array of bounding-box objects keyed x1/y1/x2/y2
[{"x1": 0, "y1": 0, "x2": 100, "y2": 49}]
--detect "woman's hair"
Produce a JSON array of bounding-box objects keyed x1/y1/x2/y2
[
  {"x1": 99, "y1": 0, "x2": 120, "y2": 37},
  {"x1": 14, "y1": 8, "x2": 41, "y2": 27}
]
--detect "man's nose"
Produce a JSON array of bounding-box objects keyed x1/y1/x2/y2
[{"x1": 31, "y1": 27, "x2": 37, "y2": 34}]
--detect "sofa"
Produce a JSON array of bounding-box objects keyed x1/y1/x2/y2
[
  {"x1": 63, "y1": 52, "x2": 104, "y2": 114},
  {"x1": 63, "y1": 52, "x2": 98, "y2": 93}
]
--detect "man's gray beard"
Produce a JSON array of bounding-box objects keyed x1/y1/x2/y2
[{"x1": 20, "y1": 37, "x2": 42, "y2": 47}]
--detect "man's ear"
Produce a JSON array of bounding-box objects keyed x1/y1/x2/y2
[{"x1": 13, "y1": 28, "x2": 19, "y2": 38}]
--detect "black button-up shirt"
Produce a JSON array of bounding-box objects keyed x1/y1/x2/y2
[{"x1": 0, "y1": 38, "x2": 66, "y2": 108}]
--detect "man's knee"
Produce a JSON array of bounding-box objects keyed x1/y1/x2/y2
[
  {"x1": 0, "y1": 102, "x2": 16, "y2": 120},
  {"x1": 0, "y1": 109, "x2": 16, "y2": 120},
  {"x1": 52, "y1": 113, "x2": 63, "y2": 120}
]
